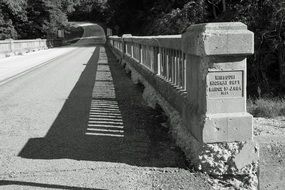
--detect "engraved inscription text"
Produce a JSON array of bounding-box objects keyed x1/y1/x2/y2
[{"x1": 207, "y1": 71, "x2": 243, "y2": 98}]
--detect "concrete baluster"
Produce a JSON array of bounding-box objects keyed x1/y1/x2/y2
[
  {"x1": 149, "y1": 46, "x2": 153, "y2": 70},
  {"x1": 183, "y1": 53, "x2": 186, "y2": 90},
  {"x1": 131, "y1": 42, "x2": 134, "y2": 58},
  {"x1": 156, "y1": 47, "x2": 162, "y2": 76},
  {"x1": 152, "y1": 47, "x2": 159, "y2": 74},
  {"x1": 140, "y1": 45, "x2": 143, "y2": 64}
]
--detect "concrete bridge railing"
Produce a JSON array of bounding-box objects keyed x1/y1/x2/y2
[
  {"x1": 108, "y1": 22, "x2": 265, "y2": 189},
  {"x1": 0, "y1": 38, "x2": 48, "y2": 58},
  {"x1": 109, "y1": 22, "x2": 254, "y2": 143}
]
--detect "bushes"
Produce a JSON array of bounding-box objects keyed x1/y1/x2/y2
[
  {"x1": 142, "y1": 1, "x2": 207, "y2": 35},
  {"x1": 247, "y1": 97, "x2": 285, "y2": 118}
]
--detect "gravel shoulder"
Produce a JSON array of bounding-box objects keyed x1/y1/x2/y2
[{"x1": 253, "y1": 117, "x2": 285, "y2": 137}]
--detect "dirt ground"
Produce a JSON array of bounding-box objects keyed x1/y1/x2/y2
[{"x1": 253, "y1": 117, "x2": 285, "y2": 136}]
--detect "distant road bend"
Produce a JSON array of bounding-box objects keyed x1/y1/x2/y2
[{"x1": 0, "y1": 23, "x2": 213, "y2": 189}]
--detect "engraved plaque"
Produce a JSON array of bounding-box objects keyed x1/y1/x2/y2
[{"x1": 207, "y1": 71, "x2": 243, "y2": 98}]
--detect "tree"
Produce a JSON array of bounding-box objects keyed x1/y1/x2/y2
[
  {"x1": 0, "y1": 0, "x2": 28, "y2": 39},
  {"x1": 0, "y1": 0, "x2": 71, "y2": 39},
  {"x1": 0, "y1": 16, "x2": 17, "y2": 40},
  {"x1": 26, "y1": 0, "x2": 68, "y2": 39}
]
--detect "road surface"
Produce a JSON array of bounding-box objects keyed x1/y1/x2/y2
[{"x1": 0, "y1": 23, "x2": 213, "y2": 190}]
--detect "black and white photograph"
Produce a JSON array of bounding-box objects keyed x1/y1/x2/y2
[{"x1": 0, "y1": 0, "x2": 284, "y2": 189}]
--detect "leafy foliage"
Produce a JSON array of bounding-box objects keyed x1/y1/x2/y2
[
  {"x1": 0, "y1": 0, "x2": 72, "y2": 39},
  {"x1": 27, "y1": 0, "x2": 69, "y2": 39},
  {"x1": 216, "y1": 0, "x2": 285, "y2": 95},
  {"x1": 0, "y1": 0, "x2": 28, "y2": 39}
]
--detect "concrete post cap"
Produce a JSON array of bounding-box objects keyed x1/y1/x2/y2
[
  {"x1": 182, "y1": 22, "x2": 254, "y2": 56},
  {"x1": 187, "y1": 22, "x2": 248, "y2": 31},
  {"x1": 122, "y1": 34, "x2": 132, "y2": 38}
]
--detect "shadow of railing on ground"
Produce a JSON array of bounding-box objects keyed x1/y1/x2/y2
[
  {"x1": 18, "y1": 45, "x2": 184, "y2": 168},
  {"x1": 0, "y1": 180, "x2": 105, "y2": 190}
]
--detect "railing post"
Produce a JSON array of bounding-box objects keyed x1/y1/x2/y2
[
  {"x1": 122, "y1": 34, "x2": 132, "y2": 54},
  {"x1": 182, "y1": 22, "x2": 254, "y2": 143},
  {"x1": 4, "y1": 39, "x2": 14, "y2": 56},
  {"x1": 37, "y1": 38, "x2": 41, "y2": 50},
  {"x1": 6, "y1": 39, "x2": 14, "y2": 53}
]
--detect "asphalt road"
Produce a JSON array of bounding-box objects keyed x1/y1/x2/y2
[{"x1": 0, "y1": 23, "x2": 213, "y2": 190}]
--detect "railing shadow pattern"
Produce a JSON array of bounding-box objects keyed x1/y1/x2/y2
[
  {"x1": 0, "y1": 180, "x2": 105, "y2": 190},
  {"x1": 86, "y1": 48, "x2": 124, "y2": 138},
  {"x1": 18, "y1": 45, "x2": 183, "y2": 167}
]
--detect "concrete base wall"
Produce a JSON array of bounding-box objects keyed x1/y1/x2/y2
[{"x1": 109, "y1": 47, "x2": 258, "y2": 189}]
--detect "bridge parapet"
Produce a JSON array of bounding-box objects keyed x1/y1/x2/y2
[
  {"x1": 109, "y1": 22, "x2": 254, "y2": 143},
  {"x1": 0, "y1": 38, "x2": 47, "y2": 58},
  {"x1": 108, "y1": 22, "x2": 259, "y2": 188}
]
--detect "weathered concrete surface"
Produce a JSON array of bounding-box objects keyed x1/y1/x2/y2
[
  {"x1": 203, "y1": 113, "x2": 253, "y2": 142},
  {"x1": 182, "y1": 22, "x2": 254, "y2": 56}
]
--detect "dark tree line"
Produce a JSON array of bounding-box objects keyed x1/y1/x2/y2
[
  {"x1": 0, "y1": 0, "x2": 79, "y2": 39},
  {"x1": 1, "y1": 0, "x2": 284, "y2": 95},
  {"x1": 69, "y1": 0, "x2": 285, "y2": 96}
]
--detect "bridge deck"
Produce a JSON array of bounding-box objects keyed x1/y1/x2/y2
[{"x1": 0, "y1": 42, "x2": 213, "y2": 189}]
